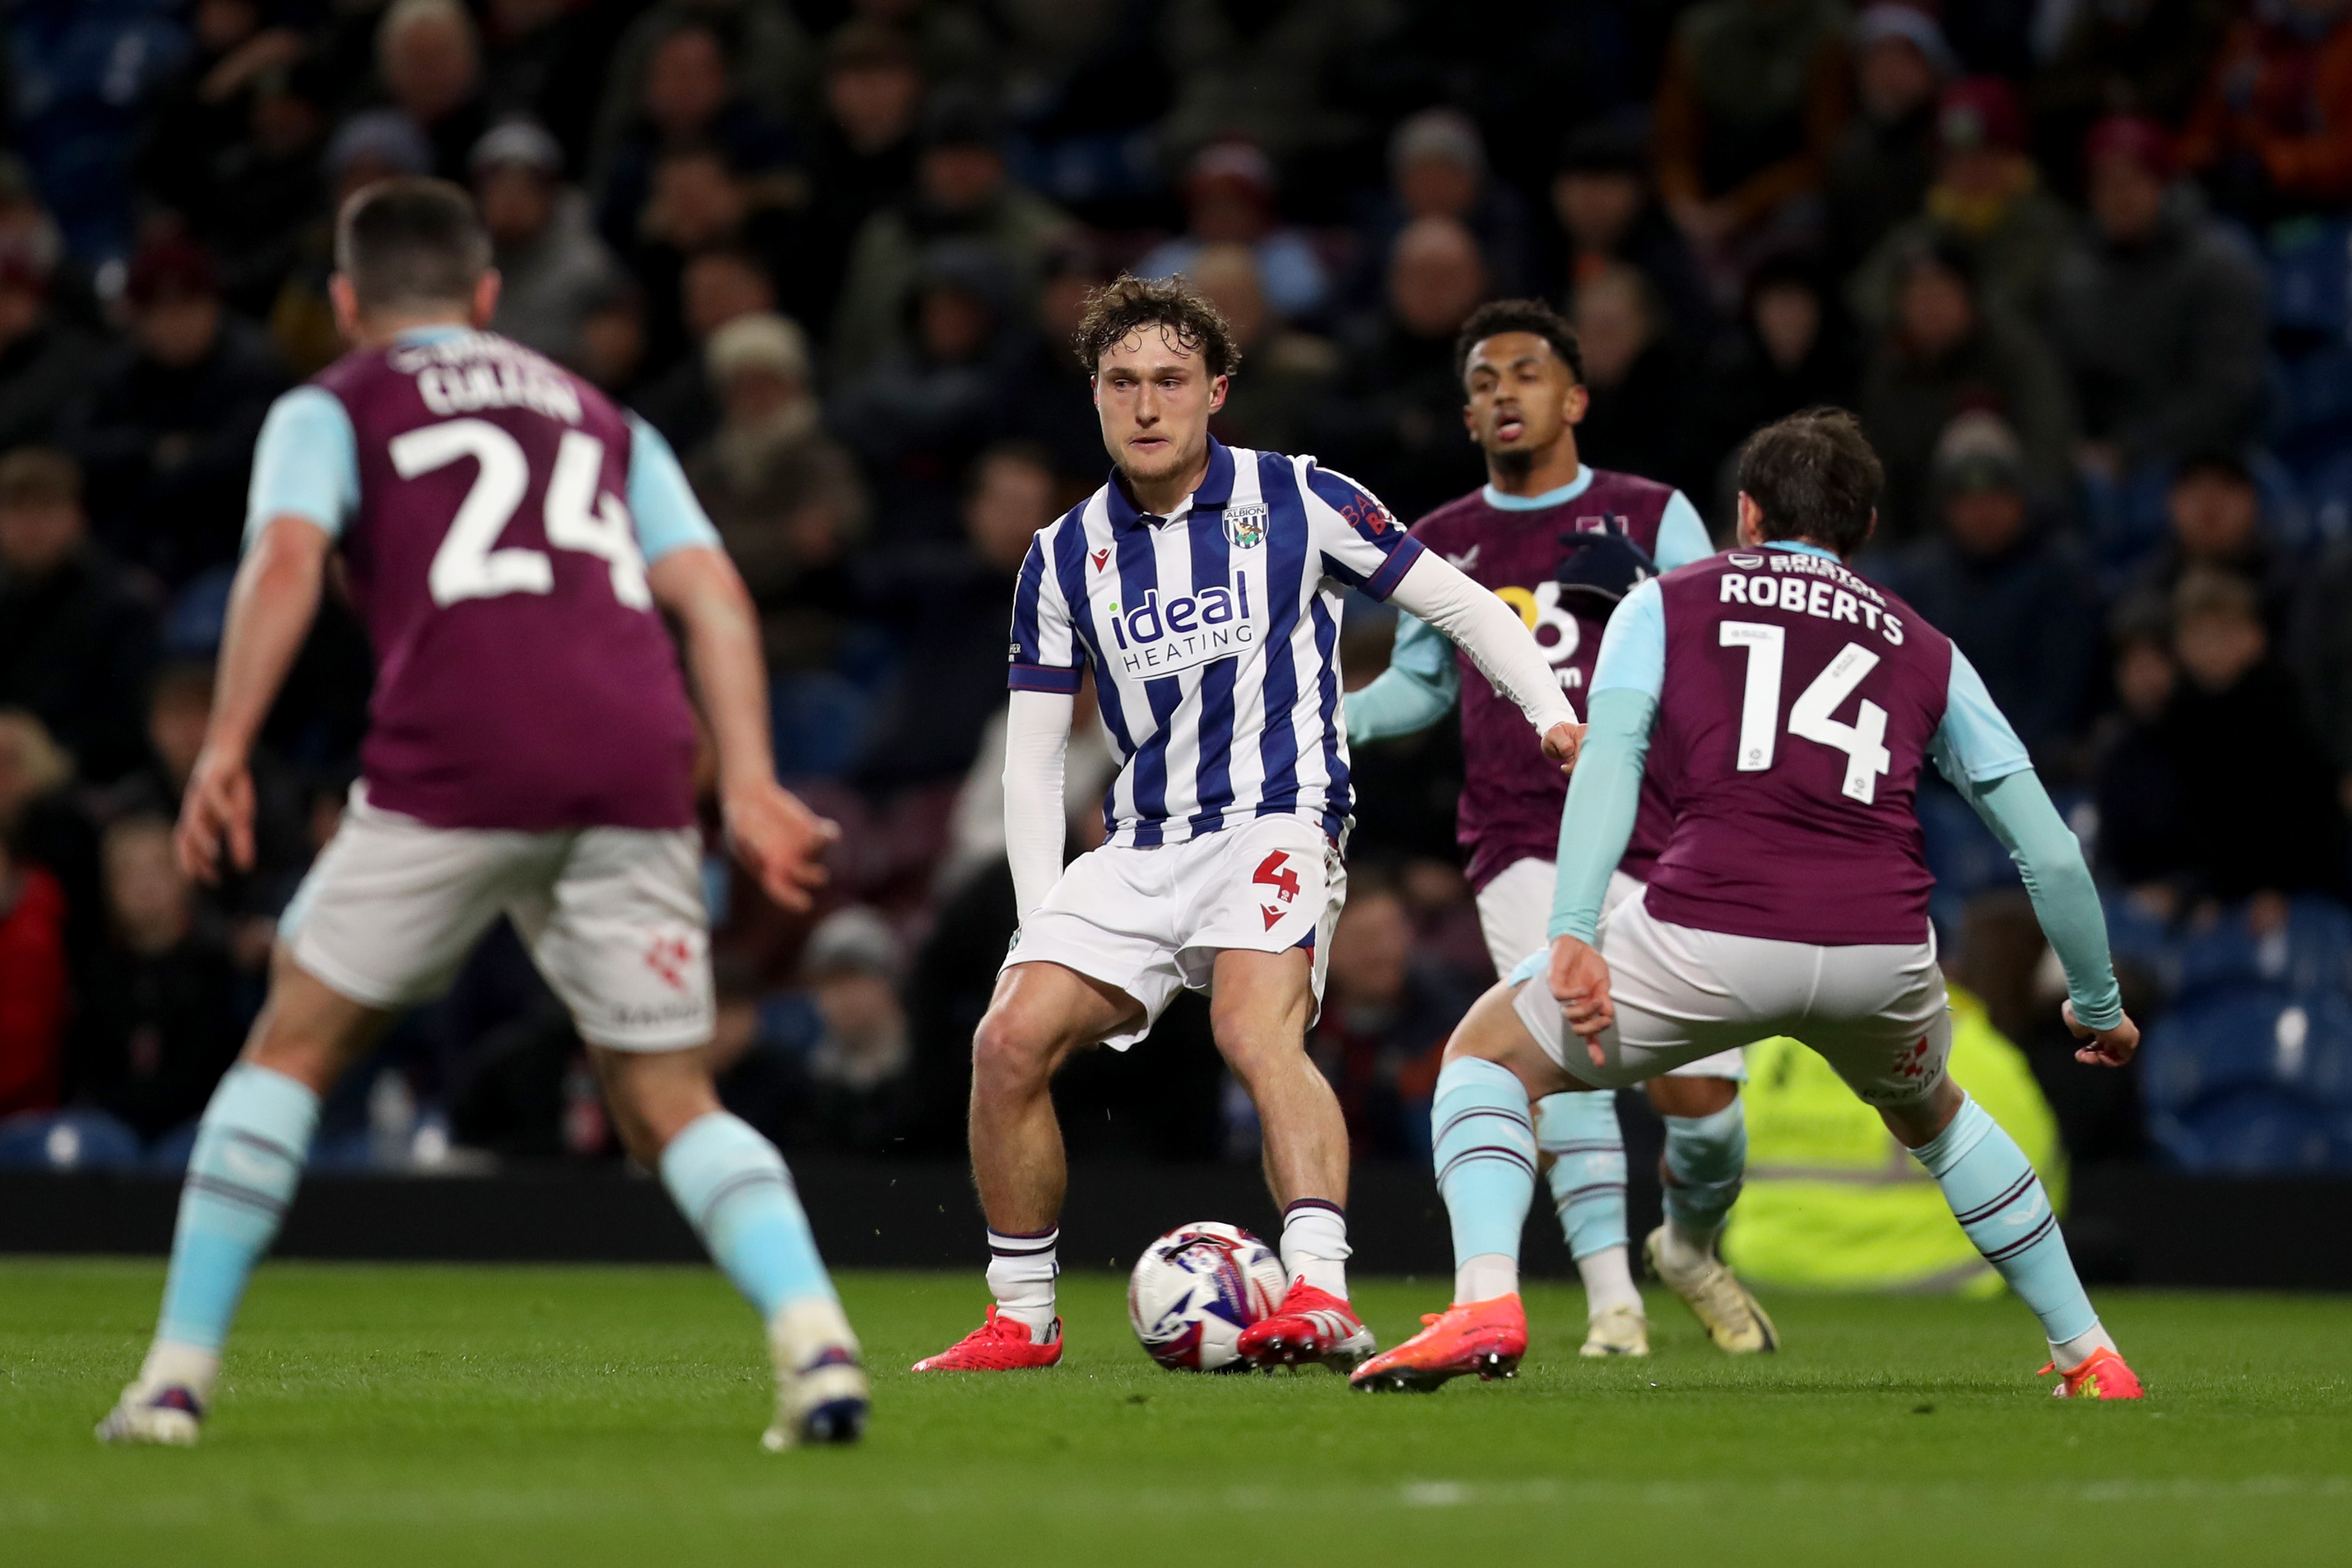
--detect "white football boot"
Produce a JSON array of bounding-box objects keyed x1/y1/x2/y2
[
  {"x1": 96, "y1": 1382, "x2": 204, "y2": 1446},
  {"x1": 1644, "y1": 1226, "x2": 1778, "y2": 1354},
  {"x1": 1579, "y1": 1303, "x2": 1651, "y2": 1358},
  {"x1": 764, "y1": 1297, "x2": 870, "y2": 1451}
]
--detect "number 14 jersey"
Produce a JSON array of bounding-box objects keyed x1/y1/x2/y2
[
  {"x1": 248, "y1": 327, "x2": 719, "y2": 832},
  {"x1": 1593, "y1": 541, "x2": 2032, "y2": 946}
]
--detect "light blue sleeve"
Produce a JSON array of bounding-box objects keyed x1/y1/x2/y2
[
  {"x1": 1928, "y1": 646, "x2": 2033, "y2": 786},
  {"x1": 1588, "y1": 576, "x2": 1667, "y2": 700},
  {"x1": 626, "y1": 412, "x2": 723, "y2": 564},
  {"x1": 1961, "y1": 771, "x2": 2124, "y2": 1031},
  {"x1": 1548, "y1": 687, "x2": 1657, "y2": 942},
  {"x1": 1653, "y1": 491, "x2": 1714, "y2": 570},
  {"x1": 1344, "y1": 613, "x2": 1462, "y2": 745},
  {"x1": 245, "y1": 386, "x2": 359, "y2": 546}
]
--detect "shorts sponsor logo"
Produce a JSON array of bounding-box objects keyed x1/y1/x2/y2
[
  {"x1": 644, "y1": 934, "x2": 695, "y2": 992},
  {"x1": 1224, "y1": 504, "x2": 1269, "y2": 549}
]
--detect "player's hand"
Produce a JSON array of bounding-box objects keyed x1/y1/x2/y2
[
  {"x1": 176, "y1": 744, "x2": 255, "y2": 884},
  {"x1": 1541, "y1": 720, "x2": 1585, "y2": 773},
  {"x1": 2063, "y1": 1001, "x2": 2141, "y2": 1068},
  {"x1": 1547, "y1": 933, "x2": 1614, "y2": 1066},
  {"x1": 723, "y1": 780, "x2": 840, "y2": 913}
]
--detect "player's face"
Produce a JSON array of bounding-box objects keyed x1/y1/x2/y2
[
  {"x1": 1094, "y1": 326, "x2": 1229, "y2": 492},
  {"x1": 1462, "y1": 332, "x2": 1585, "y2": 462}
]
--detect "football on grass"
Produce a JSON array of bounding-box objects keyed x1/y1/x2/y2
[{"x1": 1127, "y1": 1221, "x2": 1288, "y2": 1372}]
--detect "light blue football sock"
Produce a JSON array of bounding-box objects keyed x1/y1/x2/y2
[
  {"x1": 1536, "y1": 1092, "x2": 1627, "y2": 1261},
  {"x1": 1910, "y1": 1095, "x2": 2098, "y2": 1346},
  {"x1": 156, "y1": 1064, "x2": 321, "y2": 1353},
  {"x1": 1662, "y1": 1100, "x2": 1747, "y2": 1246},
  {"x1": 1433, "y1": 1058, "x2": 1538, "y2": 1298},
  {"x1": 660, "y1": 1112, "x2": 837, "y2": 1322}
]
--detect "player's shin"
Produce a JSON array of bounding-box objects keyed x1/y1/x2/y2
[
  {"x1": 148, "y1": 1062, "x2": 324, "y2": 1401},
  {"x1": 660, "y1": 1111, "x2": 839, "y2": 1320},
  {"x1": 1658, "y1": 1101, "x2": 1747, "y2": 1270},
  {"x1": 1433, "y1": 1057, "x2": 1539, "y2": 1304},
  {"x1": 1536, "y1": 1092, "x2": 1641, "y2": 1318},
  {"x1": 1908, "y1": 1094, "x2": 2113, "y2": 1365}
]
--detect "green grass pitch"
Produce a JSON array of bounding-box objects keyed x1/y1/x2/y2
[{"x1": 4, "y1": 1262, "x2": 2350, "y2": 1566}]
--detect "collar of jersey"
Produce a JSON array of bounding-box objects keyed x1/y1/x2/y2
[
  {"x1": 1482, "y1": 466, "x2": 1592, "y2": 511},
  {"x1": 1765, "y1": 540, "x2": 1841, "y2": 562},
  {"x1": 1106, "y1": 436, "x2": 1236, "y2": 530},
  {"x1": 394, "y1": 324, "x2": 471, "y2": 345}
]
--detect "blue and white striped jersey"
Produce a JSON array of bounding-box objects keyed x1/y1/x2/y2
[{"x1": 1008, "y1": 438, "x2": 1425, "y2": 847}]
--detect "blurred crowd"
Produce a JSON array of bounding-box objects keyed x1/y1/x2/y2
[{"x1": 5, "y1": 0, "x2": 2352, "y2": 1175}]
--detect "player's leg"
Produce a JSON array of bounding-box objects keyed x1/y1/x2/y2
[
  {"x1": 1479, "y1": 858, "x2": 1645, "y2": 1351},
  {"x1": 1641, "y1": 1061, "x2": 1776, "y2": 1353},
  {"x1": 1350, "y1": 980, "x2": 1585, "y2": 1390},
  {"x1": 1211, "y1": 944, "x2": 1372, "y2": 1369},
  {"x1": 1813, "y1": 947, "x2": 2141, "y2": 1399},
  {"x1": 520, "y1": 825, "x2": 867, "y2": 1442},
  {"x1": 97, "y1": 949, "x2": 388, "y2": 1444}
]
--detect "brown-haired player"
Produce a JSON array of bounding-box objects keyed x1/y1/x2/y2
[
  {"x1": 913, "y1": 276, "x2": 1585, "y2": 1372},
  {"x1": 1352, "y1": 411, "x2": 2146, "y2": 1399}
]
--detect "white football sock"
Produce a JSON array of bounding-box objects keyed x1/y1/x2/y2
[
  {"x1": 985, "y1": 1227, "x2": 1058, "y2": 1337},
  {"x1": 2051, "y1": 1323, "x2": 2118, "y2": 1372},
  {"x1": 1577, "y1": 1243, "x2": 1643, "y2": 1318},
  {"x1": 1279, "y1": 1199, "x2": 1350, "y2": 1297},
  {"x1": 1455, "y1": 1252, "x2": 1519, "y2": 1304},
  {"x1": 139, "y1": 1339, "x2": 221, "y2": 1404}
]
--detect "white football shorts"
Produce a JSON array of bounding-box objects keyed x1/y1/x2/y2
[
  {"x1": 281, "y1": 787, "x2": 714, "y2": 1051},
  {"x1": 1511, "y1": 882, "x2": 1949, "y2": 1108},
  {"x1": 1477, "y1": 857, "x2": 1744, "y2": 1081},
  {"x1": 1006, "y1": 813, "x2": 1346, "y2": 1050}
]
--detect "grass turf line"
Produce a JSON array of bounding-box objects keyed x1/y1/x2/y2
[{"x1": 3, "y1": 1260, "x2": 2349, "y2": 1566}]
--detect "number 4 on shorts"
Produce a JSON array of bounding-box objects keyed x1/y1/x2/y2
[{"x1": 1254, "y1": 852, "x2": 1301, "y2": 902}]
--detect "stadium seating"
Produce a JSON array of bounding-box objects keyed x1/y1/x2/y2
[
  {"x1": 2141, "y1": 985, "x2": 2352, "y2": 1170},
  {"x1": 0, "y1": 1110, "x2": 145, "y2": 1171},
  {"x1": 2174, "y1": 898, "x2": 2352, "y2": 1001}
]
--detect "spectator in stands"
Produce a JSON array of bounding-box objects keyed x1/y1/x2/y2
[
  {"x1": 777, "y1": 906, "x2": 916, "y2": 1154},
  {"x1": 1311, "y1": 874, "x2": 1483, "y2": 1159},
  {"x1": 591, "y1": 18, "x2": 799, "y2": 254},
  {"x1": 200, "y1": 57, "x2": 335, "y2": 322},
  {"x1": 633, "y1": 245, "x2": 779, "y2": 449},
  {"x1": 857, "y1": 443, "x2": 1057, "y2": 790},
  {"x1": 2049, "y1": 117, "x2": 2267, "y2": 484},
  {"x1": 3, "y1": 0, "x2": 187, "y2": 263},
  {"x1": 1351, "y1": 110, "x2": 1534, "y2": 309},
  {"x1": 796, "y1": 24, "x2": 925, "y2": 337},
  {"x1": 63, "y1": 237, "x2": 287, "y2": 586},
  {"x1": 2125, "y1": 450, "x2": 2297, "y2": 634},
  {"x1": 1192, "y1": 243, "x2": 1339, "y2": 457},
  {"x1": 2030, "y1": 0, "x2": 2230, "y2": 195},
  {"x1": 474, "y1": 121, "x2": 624, "y2": 369},
  {"x1": 0, "y1": 452, "x2": 156, "y2": 785},
  {"x1": 1311, "y1": 217, "x2": 1490, "y2": 524},
  {"x1": 134, "y1": 0, "x2": 307, "y2": 236},
  {"x1": 1858, "y1": 238, "x2": 2076, "y2": 540},
  {"x1": 1851, "y1": 76, "x2": 2075, "y2": 330},
  {"x1": 834, "y1": 241, "x2": 1032, "y2": 543},
  {"x1": 1825, "y1": 3, "x2": 1952, "y2": 274},
  {"x1": 1002, "y1": 238, "x2": 1109, "y2": 481},
  {"x1": 268, "y1": 109, "x2": 434, "y2": 377},
  {"x1": 1871, "y1": 415, "x2": 2104, "y2": 775},
  {"x1": 1156, "y1": 0, "x2": 1388, "y2": 167},
  {"x1": 70, "y1": 815, "x2": 243, "y2": 1146},
  {"x1": 2183, "y1": 0, "x2": 2352, "y2": 224},
  {"x1": 480, "y1": 0, "x2": 613, "y2": 162},
  {"x1": 1136, "y1": 141, "x2": 1331, "y2": 325},
  {"x1": 1702, "y1": 252, "x2": 1860, "y2": 494},
  {"x1": 0, "y1": 711, "x2": 101, "y2": 971},
  {"x1": 829, "y1": 91, "x2": 1073, "y2": 381},
  {"x1": 575, "y1": 278, "x2": 652, "y2": 401},
  {"x1": 2290, "y1": 532, "x2": 2352, "y2": 809},
  {"x1": 683, "y1": 311, "x2": 867, "y2": 668},
  {"x1": 591, "y1": 0, "x2": 815, "y2": 175},
  {"x1": 2090, "y1": 595, "x2": 2185, "y2": 891},
  {"x1": 1653, "y1": 0, "x2": 1851, "y2": 274},
  {"x1": 1550, "y1": 122, "x2": 1717, "y2": 344},
  {"x1": 850, "y1": 0, "x2": 997, "y2": 90},
  {"x1": 376, "y1": 0, "x2": 492, "y2": 183},
  {"x1": 0, "y1": 824, "x2": 69, "y2": 1119},
  {"x1": 620, "y1": 145, "x2": 797, "y2": 379},
  {"x1": 0, "y1": 219, "x2": 103, "y2": 457},
  {"x1": 1571, "y1": 263, "x2": 1711, "y2": 504}
]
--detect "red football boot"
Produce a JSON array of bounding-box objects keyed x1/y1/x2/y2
[
  {"x1": 2041, "y1": 1346, "x2": 2144, "y2": 1400},
  {"x1": 911, "y1": 1306, "x2": 1064, "y2": 1372},
  {"x1": 1236, "y1": 1280, "x2": 1376, "y2": 1371}
]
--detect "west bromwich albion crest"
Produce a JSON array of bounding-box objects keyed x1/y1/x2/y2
[{"x1": 1223, "y1": 502, "x2": 1269, "y2": 549}]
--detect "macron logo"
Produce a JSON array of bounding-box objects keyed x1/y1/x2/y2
[{"x1": 1091, "y1": 548, "x2": 1111, "y2": 571}]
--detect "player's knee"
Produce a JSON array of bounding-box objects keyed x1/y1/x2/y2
[{"x1": 971, "y1": 1007, "x2": 1057, "y2": 1096}]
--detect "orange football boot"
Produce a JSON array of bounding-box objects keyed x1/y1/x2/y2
[
  {"x1": 2040, "y1": 1346, "x2": 2144, "y2": 1400},
  {"x1": 911, "y1": 1306, "x2": 1064, "y2": 1372},
  {"x1": 1348, "y1": 1294, "x2": 1527, "y2": 1393}
]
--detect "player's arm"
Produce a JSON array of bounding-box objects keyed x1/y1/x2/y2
[
  {"x1": 1343, "y1": 613, "x2": 1460, "y2": 747},
  {"x1": 1541, "y1": 578, "x2": 1666, "y2": 1055},
  {"x1": 180, "y1": 387, "x2": 357, "y2": 883},
  {"x1": 1933, "y1": 650, "x2": 2137, "y2": 1066},
  {"x1": 630, "y1": 414, "x2": 836, "y2": 911},
  {"x1": 1004, "y1": 531, "x2": 1083, "y2": 920}
]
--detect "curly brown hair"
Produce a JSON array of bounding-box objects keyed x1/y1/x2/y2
[
  {"x1": 1737, "y1": 408, "x2": 1884, "y2": 556},
  {"x1": 1071, "y1": 273, "x2": 1241, "y2": 378}
]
